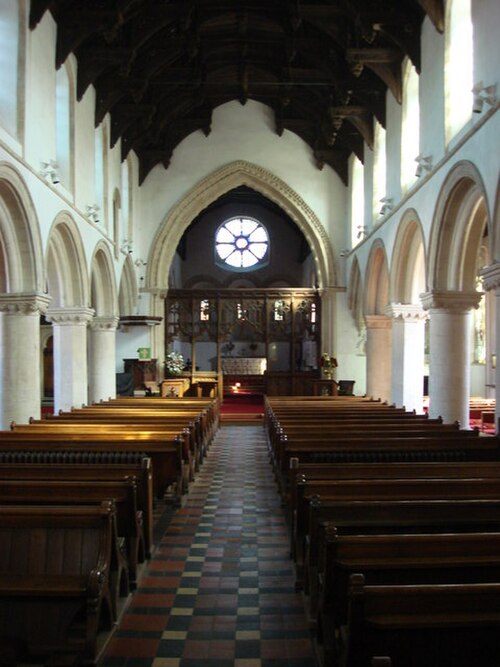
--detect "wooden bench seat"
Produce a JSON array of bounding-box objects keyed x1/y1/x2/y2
[
  {"x1": 0, "y1": 434, "x2": 185, "y2": 500},
  {"x1": 336, "y1": 575, "x2": 500, "y2": 667},
  {"x1": 0, "y1": 502, "x2": 117, "y2": 665},
  {"x1": 0, "y1": 478, "x2": 144, "y2": 588},
  {"x1": 316, "y1": 529, "x2": 500, "y2": 640},
  {"x1": 0, "y1": 456, "x2": 154, "y2": 559}
]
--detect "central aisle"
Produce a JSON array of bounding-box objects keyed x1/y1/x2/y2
[{"x1": 102, "y1": 424, "x2": 318, "y2": 667}]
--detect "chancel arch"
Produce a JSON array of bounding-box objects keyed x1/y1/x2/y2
[{"x1": 147, "y1": 161, "x2": 337, "y2": 292}]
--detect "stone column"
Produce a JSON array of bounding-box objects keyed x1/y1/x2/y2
[
  {"x1": 480, "y1": 263, "x2": 500, "y2": 432},
  {"x1": 421, "y1": 290, "x2": 483, "y2": 427},
  {"x1": 89, "y1": 316, "x2": 119, "y2": 404},
  {"x1": 0, "y1": 292, "x2": 50, "y2": 429},
  {"x1": 385, "y1": 304, "x2": 427, "y2": 413},
  {"x1": 46, "y1": 306, "x2": 94, "y2": 413},
  {"x1": 365, "y1": 314, "x2": 392, "y2": 402}
]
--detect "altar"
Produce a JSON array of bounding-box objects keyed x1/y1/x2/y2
[{"x1": 221, "y1": 357, "x2": 267, "y2": 375}]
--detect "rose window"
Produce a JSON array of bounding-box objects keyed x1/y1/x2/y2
[{"x1": 215, "y1": 217, "x2": 269, "y2": 271}]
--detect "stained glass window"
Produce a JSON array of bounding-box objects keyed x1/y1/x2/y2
[{"x1": 215, "y1": 217, "x2": 269, "y2": 271}]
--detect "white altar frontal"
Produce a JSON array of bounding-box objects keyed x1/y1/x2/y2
[{"x1": 221, "y1": 357, "x2": 267, "y2": 375}]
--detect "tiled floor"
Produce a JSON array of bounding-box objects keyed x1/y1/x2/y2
[{"x1": 101, "y1": 424, "x2": 318, "y2": 667}]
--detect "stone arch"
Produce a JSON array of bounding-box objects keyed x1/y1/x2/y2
[
  {"x1": 428, "y1": 161, "x2": 490, "y2": 292},
  {"x1": 90, "y1": 241, "x2": 118, "y2": 317},
  {"x1": 391, "y1": 208, "x2": 426, "y2": 303},
  {"x1": 492, "y1": 174, "x2": 500, "y2": 261},
  {"x1": 364, "y1": 240, "x2": 390, "y2": 315},
  {"x1": 147, "y1": 161, "x2": 337, "y2": 291},
  {"x1": 0, "y1": 162, "x2": 44, "y2": 293},
  {"x1": 118, "y1": 254, "x2": 138, "y2": 316},
  {"x1": 46, "y1": 212, "x2": 89, "y2": 307}
]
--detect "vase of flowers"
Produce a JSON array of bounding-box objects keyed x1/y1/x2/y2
[
  {"x1": 164, "y1": 351, "x2": 185, "y2": 377},
  {"x1": 320, "y1": 352, "x2": 338, "y2": 380}
]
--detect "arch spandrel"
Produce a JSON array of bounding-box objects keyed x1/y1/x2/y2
[{"x1": 146, "y1": 161, "x2": 337, "y2": 291}]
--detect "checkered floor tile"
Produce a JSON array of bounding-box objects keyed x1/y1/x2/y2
[{"x1": 100, "y1": 425, "x2": 318, "y2": 667}]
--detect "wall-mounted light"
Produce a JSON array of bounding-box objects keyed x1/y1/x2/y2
[
  {"x1": 415, "y1": 154, "x2": 433, "y2": 177},
  {"x1": 86, "y1": 204, "x2": 100, "y2": 224},
  {"x1": 121, "y1": 239, "x2": 133, "y2": 254},
  {"x1": 379, "y1": 196, "x2": 394, "y2": 217},
  {"x1": 40, "y1": 160, "x2": 60, "y2": 184},
  {"x1": 472, "y1": 81, "x2": 497, "y2": 113}
]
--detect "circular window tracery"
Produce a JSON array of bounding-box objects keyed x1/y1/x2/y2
[{"x1": 215, "y1": 217, "x2": 269, "y2": 271}]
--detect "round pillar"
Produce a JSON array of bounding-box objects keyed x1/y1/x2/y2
[
  {"x1": 46, "y1": 306, "x2": 94, "y2": 413},
  {"x1": 0, "y1": 293, "x2": 50, "y2": 428},
  {"x1": 421, "y1": 290, "x2": 483, "y2": 427},
  {"x1": 365, "y1": 314, "x2": 392, "y2": 402},
  {"x1": 480, "y1": 263, "x2": 500, "y2": 432},
  {"x1": 385, "y1": 304, "x2": 427, "y2": 413},
  {"x1": 89, "y1": 316, "x2": 119, "y2": 404}
]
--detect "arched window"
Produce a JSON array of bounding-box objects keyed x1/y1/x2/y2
[
  {"x1": 445, "y1": 0, "x2": 473, "y2": 142},
  {"x1": 215, "y1": 217, "x2": 269, "y2": 271},
  {"x1": 56, "y1": 64, "x2": 72, "y2": 188},
  {"x1": 351, "y1": 156, "x2": 365, "y2": 247},
  {"x1": 0, "y1": 3, "x2": 20, "y2": 138},
  {"x1": 401, "y1": 60, "x2": 420, "y2": 191},
  {"x1": 372, "y1": 121, "x2": 386, "y2": 222}
]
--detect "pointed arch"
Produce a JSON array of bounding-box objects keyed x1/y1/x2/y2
[
  {"x1": 147, "y1": 161, "x2": 337, "y2": 291},
  {"x1": 46, "y1": 212, "x2": 89, "y2": 307},
  {"x1": 0, "y1": 162, "x2": 44, "y2": 293},
  {"x1": 391, "y1": 208, "x2": 426, "y2": 303},
  {"x1": 118, "y1": 254, "x2": 138, "y2": 316},
  {"x1": 365, "y1": 240, "x2": 390, "y2": 315},
  {"x1": 90, "y1": 241, "x2": 118, "y2": 317},
  {"x1": 428, "y1": 161, "x2": 490, "y2": 292}
]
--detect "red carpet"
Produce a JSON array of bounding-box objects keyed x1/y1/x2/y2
[{"x1": 220, "y1": 394, "x2": 264, "y2": 421}]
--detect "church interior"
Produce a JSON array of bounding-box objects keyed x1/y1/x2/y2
[{"x1": 0, "y1": 0, "x2": 500, "y2": 665}]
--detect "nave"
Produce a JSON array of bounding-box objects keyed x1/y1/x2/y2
[{"x1": 101, "y1": 424, "x2": 318, "y2": 667}]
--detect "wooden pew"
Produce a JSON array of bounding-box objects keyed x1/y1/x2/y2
[
  {"x1": 0, "y1": 433, "x2": 185, "y2": 500},
  {"x1": 293, "y1": 476, "x2": 500, "y2": 589},
  {"x1": 0, "y1": 454, "x2": 154, "y2": 559},
  {"x1": 0, "y1": 478, "x2": 144, "y2": 588},
  {"x1": 317, "y1": 529, "x2": 500, "y2": 637},
  {"x1": 337, "y1": 574, "x2": 500, "y2": 667},
  {"x1": 0, "y1": 502, "x2": 117, "y2": 665}
]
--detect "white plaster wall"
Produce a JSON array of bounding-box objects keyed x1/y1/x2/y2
[
  {"x1": 419, "y1": 17, "x2": 445, "y2": 161},
  {"x1": 137, "y1": 100, "x2": 348, "y2": 267}
]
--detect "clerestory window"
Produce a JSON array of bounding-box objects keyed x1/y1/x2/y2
[{"x1": 215, "y1": 217, "x2": 269, "y2": 271}]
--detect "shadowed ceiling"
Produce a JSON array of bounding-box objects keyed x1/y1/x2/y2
[{"x1": 30, "y1": 0, "x2": 444, "y2": 185}]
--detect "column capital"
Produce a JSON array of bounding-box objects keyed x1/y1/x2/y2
[
  {"x1": 46, "y1": 306, "x2": 95, "y2": 325},
  {"x1": 420, "y1": 290, "x2": 483, "y2": 313},
  {"x1": 480, "y1": 262, "x2": 500, "y2": 292},
  {"x1": 384, "y1": 303, "x2": 427, "y2": 321},
  {"x1": 89, "y1": 316, "x2": 119, "y2": 332},
  {"x1": 0, "y1": 292, "x2": 51, "y2": 315},
  {"x1": 365, "y1": 314, "x2": 392, "y2": 330}
]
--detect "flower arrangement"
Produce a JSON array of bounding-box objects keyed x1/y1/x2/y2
[
  {"x1": 320, "y1": 352, "x2": 338, "y2": 378},
  {"x1": 164, "y1": 351, "x2": 185, "y2": 376}
]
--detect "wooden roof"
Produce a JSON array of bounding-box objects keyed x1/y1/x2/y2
[{"x1": 30, "y1": 0, "x2": 444, "y2": 185}]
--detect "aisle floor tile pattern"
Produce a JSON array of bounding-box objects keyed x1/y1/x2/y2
[{"x1": 101, "y1": 425, "x2": 318, "y2": 667}]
